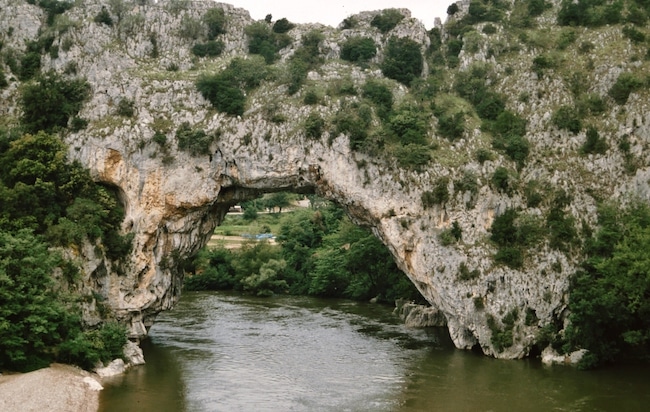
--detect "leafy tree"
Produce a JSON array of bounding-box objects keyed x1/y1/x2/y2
[
  {"x1": 340, "y1": 36, "x2": 377, "y2": 63},
  {"x1": 196, "y1": 74, "x2": 246, "y2": 116},
  {"x1": 191, "y1": 40, "x2": 225, "y2": 57},
  {"x1": 370, "y1": 9, "x2": 404, "y2": 33},
  {"x1": 552, "y1": 105, "x2": 582, "y2": 133},
  {"x1": 565, "y1": 201, "x2": 650, "y2": 368},
  {"x1": 272, "y1": 17, "x2": 295, "y2": 33},
  {"x1": 362, "y1": 79, "x2": 393, "y2": 119},
  {"x1": 20, "y1": 72, "x2": 90, "y2": 134},
  {"x1": 609, "y1": 72, "x2": 644, "y2": 105},
  {"x1": 203, "y1": 7, "x2": 227, "y2": 40},
  {"x1": 381, "y1": 36, "x2": 423, "y2": 86}
]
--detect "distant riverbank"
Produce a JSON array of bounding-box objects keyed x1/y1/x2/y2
[{"x1": 0, "y1": 364, "x2": 101, "y2": 412}]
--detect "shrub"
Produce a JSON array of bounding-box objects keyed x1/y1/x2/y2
[
  {"x1": 272, "y1": 18, "x2": 295, "y2": 33},
  {"x1": 381, "y1": 36, "x2": 423, "y2": 86},
  {"x1": 422, "y1": 177, "x2": 450, "y2": 207},
  {"x1": 340, "y1": 36, "x2": 377, "y2": 63},
  {"x1": 532, "y1": 54, "x2": 556, "y2": 78},
  {"x1": 304, "y1": 112, "x2": 325, "y2": 139},
  {"x1": 394, "y1": 143, "x2": 431, "y2": 170},
  {"x1": 333, "y1": 109, "x2": 369, "y2": 150},
  {"x1": 175, "y1": 122, "x2": 219, "y2": 156},
  {"x1": 622, "y1": 25, "x2": 646, "y2": 44},
  {"x1": 191, "y1": 40, "x2": 225, "y2": 57},
  {"x1": 437, "y1": 112, "x2": 465, "y2": 141},
  {"x1": 94, "y1": 6, "x2": 113, "y2": 26},
  {"x1": 491, "y1": 167, "x2": 510, "y2": 193},
  {"x1": 245, "y1": 22, "x2": 291, "y2": 64},
  {"x1": 609, "y1": 72, "x2": 644, "y2": 105},
  {"x1": 387, "y1": 105, "x2": 429, "y2": 145},
  {"x1": 458, "y1": 262, "x2": 480, "y2": 281},
  {"x1": 116, "y1": 98, "x2": 135, "y2": 117},
  {"x1": 20, "y1": 72, "x2": 90, "y2": 134},
  {"x1": 196, "y1": 73, "x2": 246, "y2": 116},
  {"x1": 581, "y1": 126, "x2": 608, "y2": 155},
  {"x1": 362, "y1": 79, "x2": 393, "y2": 119},
  {"x1": 482, "y1": 24, "x2": 497, "y2": 35},
  {"x1": 552, "y1": 105, "x2": 582, "y2": 133},
  {"x1": 203, "y1": 7, "x2": 227, "y2": 40},
  {"x1": 557, "y1": 0, "x2": 623, "y2": 27},
  {"x1": 370, "y1": 9, "x2": 404, "y2": 33},
  {"x1": 476, "y1": 148, "x2": 495, "y2": 163}
]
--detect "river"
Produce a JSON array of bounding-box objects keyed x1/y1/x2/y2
[{"x1": 99, "y1": 292, "x2": 649, "y2": 411}]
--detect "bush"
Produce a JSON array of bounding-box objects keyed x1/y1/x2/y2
[
  {"x1": 387, "y1": 105, "x2": 429, "y2": 145},
  {"x1": 370, "y1": 9, "x2": 404, "y2": 33},
  {"x1": 304, "y1": 112, "x2": 325, "y2": 139},
  {"x1": 437, "y1": 112, "x2": 465, "y2": 141},
  {"x1": 581, "y1": 126, "x2": 608, "y2": 155},
  {"x1": 191, "y1": 40, "x2": 225, "y2": 57},
  {"x1": 362, "y1": 79, "x2": 393, "y2": 119},
  {"x1": 116, "y1": 98, "x2": 135, "y2": 117},
  {"x1": 381, "y1": 36, "x2": 423, "y2": 86},
  {"x1": 245, "y1": 22, "x2": 291, "y2": 64},
  {"x1": 609, "y1": 72, "x2": 644, "y2": 105},
  {"x1": 175, "y1": 122, "x2": 219, "y2": 156},
  {"x1": 552, "y1": 105, "x2": 582, "y2": 133},
  {"x1": 20, "y1": 72, "x2": 90, "y2": 134},
  {"x1": 196, "y1": 73, "x2": 246, "y2": 116},
  {"x1": 532, "y1": 54, "x2": 556, "y2": 78},
  {"x1": 557, "y1": 0, "x2": 623, "y2": 27},
  {"x1": 272, "y1": 18, "x2": 295, "y2": 33},
  {"x1": 491, "y1": 166, "x2": 510, "y2": 193},
  {"x1": 422, "y1": 177, "x2": 450, "y2": 207},
  {"x1": 340, "y1": 36, "x2": 377, "y2": 63},
  {"x1": 394, "y1": 143, "x2": 431, "y2": 170},
  {"x1": 203, "y1": 7, "x2": 227, "y2": 40},
  {"x1": 94, "y1": 6, "x2": 113, "y2": 26}
]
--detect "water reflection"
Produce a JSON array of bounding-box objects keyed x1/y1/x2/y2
[{"x1": 100, "y1": 292, "x2": 650, "y2": 412}]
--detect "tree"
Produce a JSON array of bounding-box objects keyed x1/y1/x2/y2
[{"x1": 381, "y1": 37, "x2": 423, "y2": 85}]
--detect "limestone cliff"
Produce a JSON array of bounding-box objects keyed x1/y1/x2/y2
[{"x1": 1, "y1": 0, "x2": 649, "y2": 359}]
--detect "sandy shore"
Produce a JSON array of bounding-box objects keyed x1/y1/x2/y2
[{"x1": 0, "y1": 364, "x2": 101, "y2": 412}]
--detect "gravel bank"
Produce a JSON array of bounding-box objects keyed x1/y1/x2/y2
[{"x1": 0, "y1": 364, "x2": 101, "y2": 412}]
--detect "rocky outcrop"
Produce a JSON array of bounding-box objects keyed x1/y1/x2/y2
[{"x1": 2, "y1": 0, "x2": 650, "y2": 359}]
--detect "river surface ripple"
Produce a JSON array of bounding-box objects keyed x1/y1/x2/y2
[{"x1": 100, "y1": 292, "x2": 649, "y2": 412}]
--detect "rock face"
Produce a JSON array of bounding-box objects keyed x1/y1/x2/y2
[{"x1": 2, "y1": 0, "x2": 650, "y2": 359}]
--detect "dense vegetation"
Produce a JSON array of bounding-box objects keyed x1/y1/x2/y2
[
  {"x1": 562, "y1": 201, "x2": 650, "y2": 368},
  {"x1": 184, "y1": 200, "x2": 423, "y2": 305},
  {"x1": 0, "y1": 129, "x2": 129, "y2": 371}
]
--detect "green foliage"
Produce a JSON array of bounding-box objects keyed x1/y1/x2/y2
[
  {"x1": 381, "y1": 36, "x2": 423, "y2": 86},
  {"x1": 189, "y1": 205, "x2": 422, "y2": 303},
  {"x1": 191, "y1": 40, "x2": 225, "y2": 57},
  {"x1": 245, "y1": 22, "x2": 291, "y2": 64},
  {"x1": 581, "y1": 126, "x2": 609, "y2": 155},
  {"x1": 196, "y1": 71, "x2": 246, "y2": 116},
  {"x1": 340, "y1": 36, "x2": 377, "y2": 64},
  {"x1": 285, "y1": 30, "x2": 324, "y2": 95},
  {"x1": 94, "y1": 6, "x2": 113, "y2": 26},
  {"x1": 272, "y1": 18, "x2": 295, "y2": 34},
  {"x1": 31, "y1": 0, "x2": 73, "y2": 26},
  {"x1": 422, "y1": 177, "x2": 450, "y2": 208},
  {"x1": 203, "y1": 7, "x2": 227, "y2": 40},
  {"x1": 557, "y1": 0, "x2": 623, "y2": 27},
  {"x1": 58, "y1": 322, "x2": 127, "y2": 370},
  {"x1": 175, "y1": 122, "x2": 219, "y2": 156},
  {"x1": 304, "y1": 112, "x2": 325, "y2": 139},
  {"x1": 609, "y1": 72, "x2": 645, "y2": 105},
  {"x1": 20, "y1": 71, "x2": 90, "y2": 134},
  {"x1": 394, "y1": 144, "x2": 431, "y2": 170},
  {"x1": 370, "y1": 9, "x2": 404, "y2": 33},
  {"x1": 490, "y1": 209, "x2": 544, "y2": 269},
  {"x1": 437, "y1": 112, "x2": 465, "y2": 141},
  {"x1": 457, "y1": 262, "x2": 480, "y2": 280},
  {"x1": 532, "y1": 54, "x2": 557, "y2": 78},
  {"x1": 552, "y1": 105, "x2": 582, "y2": 133},
  {"x1": 0, "y1": 131, "x2": 130, "y2": 371},
  {"x1": 547, "y1": 190, "x2": 577, "y2": 251},
  {"x1": 116, "y1": 98, "x2": 135, "y2": 117},
  {"x1": 362, "y1": 79, "x2": 393, "y2": 119},
  {"x1": 179, "y1": 15, "x2": 203, "y2": 40},
  {"x1": 333, "y1": 105, "x2": 371, "y2": 150},
  {"x1": 565, "y1": 201, "x2": 650, "y2": 367},
  {"x1": 491, "y1": 166, "x2": 511, "y2": 193},
  {"x1": 488, "y1": 309, "x2": 518, "y2": 352},
  {"x1": 387, "y1": 105, "x2": 429, "y2": 145}
]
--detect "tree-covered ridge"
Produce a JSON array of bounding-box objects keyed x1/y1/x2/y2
[{"x1": 185, "y1": 203, "x2": 424, "y2": 305}]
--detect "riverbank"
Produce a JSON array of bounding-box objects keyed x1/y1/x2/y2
[{"x1": 0, "y1": 363, "x2": 102, "y2": 412}]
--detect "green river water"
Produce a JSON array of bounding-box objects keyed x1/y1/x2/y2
[{"x1": 99, "y1": 292, "x2": 649, "y2": 411}]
